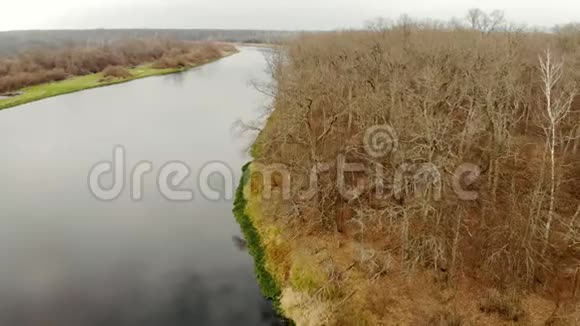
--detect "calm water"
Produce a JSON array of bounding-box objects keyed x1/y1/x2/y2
[{"x1": 0, "y1": 47, "x2": 276, "y2": 325}]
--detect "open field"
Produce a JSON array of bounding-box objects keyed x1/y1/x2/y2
[{"x1": 241, "y1": 20, "x2": 580, "y2": 325}]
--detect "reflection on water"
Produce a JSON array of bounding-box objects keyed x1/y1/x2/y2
[
  {"x1": 166, "y1": 71, "x2": 187, "y2": 86},
  {"x1": 232, "y1": 235, "x2": 248, "y2": 251},
  {"x1": 0, "y1": 268, "x2": 281, "y2": 325},
  {"x1": 0, "y1": 268, "x2": 284, "y2": 325},
  {"x1": 0, "y1": 47, "x2": 279, "y2": 325}
]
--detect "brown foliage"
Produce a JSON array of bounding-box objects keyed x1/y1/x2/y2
[
  {"x1": 254, "y1": 22, "x2": 580, "y2": 322},
  {"x1": 101, "y1": 65, "x2": 132, "y2": 79},
  {"x1": 151, "y1": 42, "x2": 227, "y2": 69},
  {"x1": 479, "y1": 289, "x2": 524, "y2": 321},
  {"x1": 0, "y1": 39, "x2": 233, "y2": 94},
  {"x1": 0, "y1": 68, "x2": 67, "y2": 92}
]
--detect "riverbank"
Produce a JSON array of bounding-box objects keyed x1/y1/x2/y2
[
  {"x1": 234, "y1": 161, "x2": 370, "y2": 325},
  {"x1": 0, "y1": 49, "x2": 238, "y2": 111},
  {"x1": 233, "y1": 164, "x2": 285, "y2": 312}
]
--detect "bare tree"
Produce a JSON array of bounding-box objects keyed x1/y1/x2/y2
[
  {"x1": 467, "y1": 8, "x2": 506, "y2": 33},
  {"x1": 538, "y1": 49, "x2": 577, "y2": 254},
  {"x1": 467, "y1": 8, "x2": 485, "y2": 30},
  {"x1": 488, "y1": 10, "x2": 506, "y2": 32},
  {"x1": 364, "y1": 17, "x2": 393, "y2": 32}
]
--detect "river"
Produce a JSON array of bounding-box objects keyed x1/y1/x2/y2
[{"x1": 0, "y1": 47, "x2": 277, "y2": 325}]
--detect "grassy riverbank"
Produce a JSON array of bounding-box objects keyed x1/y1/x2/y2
[
  {"x1": 233, "y1": 164, "x2": 285, "y2": 311},
  {"x1": 0, "y1": 50, "x2": 237, "y2": 111},
  {"x1": 234, "y1": 163, "x2": 299, "y2": 325},
  {"x1": 236, "y1": 161, "x2": 369, "y2": 325}
]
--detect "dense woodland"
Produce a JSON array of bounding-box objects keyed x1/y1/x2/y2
[{"x1": 250, "y1": 11, "x2": 580, "y2": 324}]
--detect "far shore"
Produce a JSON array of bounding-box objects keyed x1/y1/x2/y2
[
  {"x1": 0, "y1": 49, "x2": 238, "y2": 111},
  {"x1": 230, "y1": 42, "x2": 276, "y2": 48}
]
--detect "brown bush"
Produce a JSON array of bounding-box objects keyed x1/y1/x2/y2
[
  {"x1": 151, "y1": 54, "x2": 189, "y2": 69},
  {"x1": 150, "y1": 44, "x2": 227, "y2": 69},
  {"x1": 44, "y1": 68, "x2": 68, "y2": 81},
  {"x1": 479, "y1": 289, "x2": 524, "y2": 321},
  {"x1": 151, "y1": 57, "x2": 170, "y2": 69},
  {"x1": 0, "y1": 68, "x2": 67, "y2": 93},
  {"x1": 217, "y1": 43, "x2": 237, "y2": 53},
  {"x1": 101, "y1": 65, "x2": 132, "y2": 79},
  {"x1": 198, "y1": 42, "x2": 223, "y2": 59}
]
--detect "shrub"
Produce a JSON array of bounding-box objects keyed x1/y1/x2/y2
[
  {"x1": 198, "y1": 43, "x2": 223, "y2": 60},
  {"x1": 428, "y1": 310, "x2": 464, "y2": 326},
  {"x1": 151, "y1": 54, "x2": 191, "y2": 69},
  {"x1": 44, "y1": 68, "x2": 68, "y2": 80},
  {"x1": 151, "y1": 56, "x2": 179, "y2": 69},
  {"x1": 101, "y1": 65, "x2": 131, "y2": 79},
  {"x1": 0, "y1": 68, "x2": 67, "y2": 93},
  {"x1": 479, "y1": 289, "x2": 524, "y2": 321}
]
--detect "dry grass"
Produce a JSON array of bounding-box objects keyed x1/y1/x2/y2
[
  {"x1": 427, "y1": 310, "x2": 465, "y2": 326},
  {"x1": 247, "y1": 16, "x2": 580, "y2": 325},
  {"x1": 479, "y1": 289, "x2": 525, "y2": 322}
]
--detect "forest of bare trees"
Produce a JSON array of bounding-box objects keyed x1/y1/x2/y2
[{"x1": 247, "y1": 11, "x2": 580, "y2": 324}]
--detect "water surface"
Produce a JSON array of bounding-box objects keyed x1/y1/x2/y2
[{"x1": 0, "y1": 47, "x2": 275, "y2": 325}]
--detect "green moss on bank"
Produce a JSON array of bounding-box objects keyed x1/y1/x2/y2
[
  {"x1": 289, "y1": 256, "x2": 326, "y2": 294},
  {"x1": 0, "y1": 51, "x2": 237, "y2": 111},
  {"x1": 233, "y1": 163, "x2": 293, "y2": 324}
]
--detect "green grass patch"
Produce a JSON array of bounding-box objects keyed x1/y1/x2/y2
[
  {"x1": 289, "y1": 255, "x2": 326, "y2": 294},
  {"x1": 233, "y1": 163, "x2": 293, "y2": 324}
]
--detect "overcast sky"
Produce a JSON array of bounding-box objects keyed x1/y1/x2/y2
[{"x1": 1, "y1": 0, "x2": 578, "y2": 31}]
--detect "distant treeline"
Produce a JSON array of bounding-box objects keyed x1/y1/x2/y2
[{"x1": 0, "y1": 29, "x2": 294, "y2": 57}]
